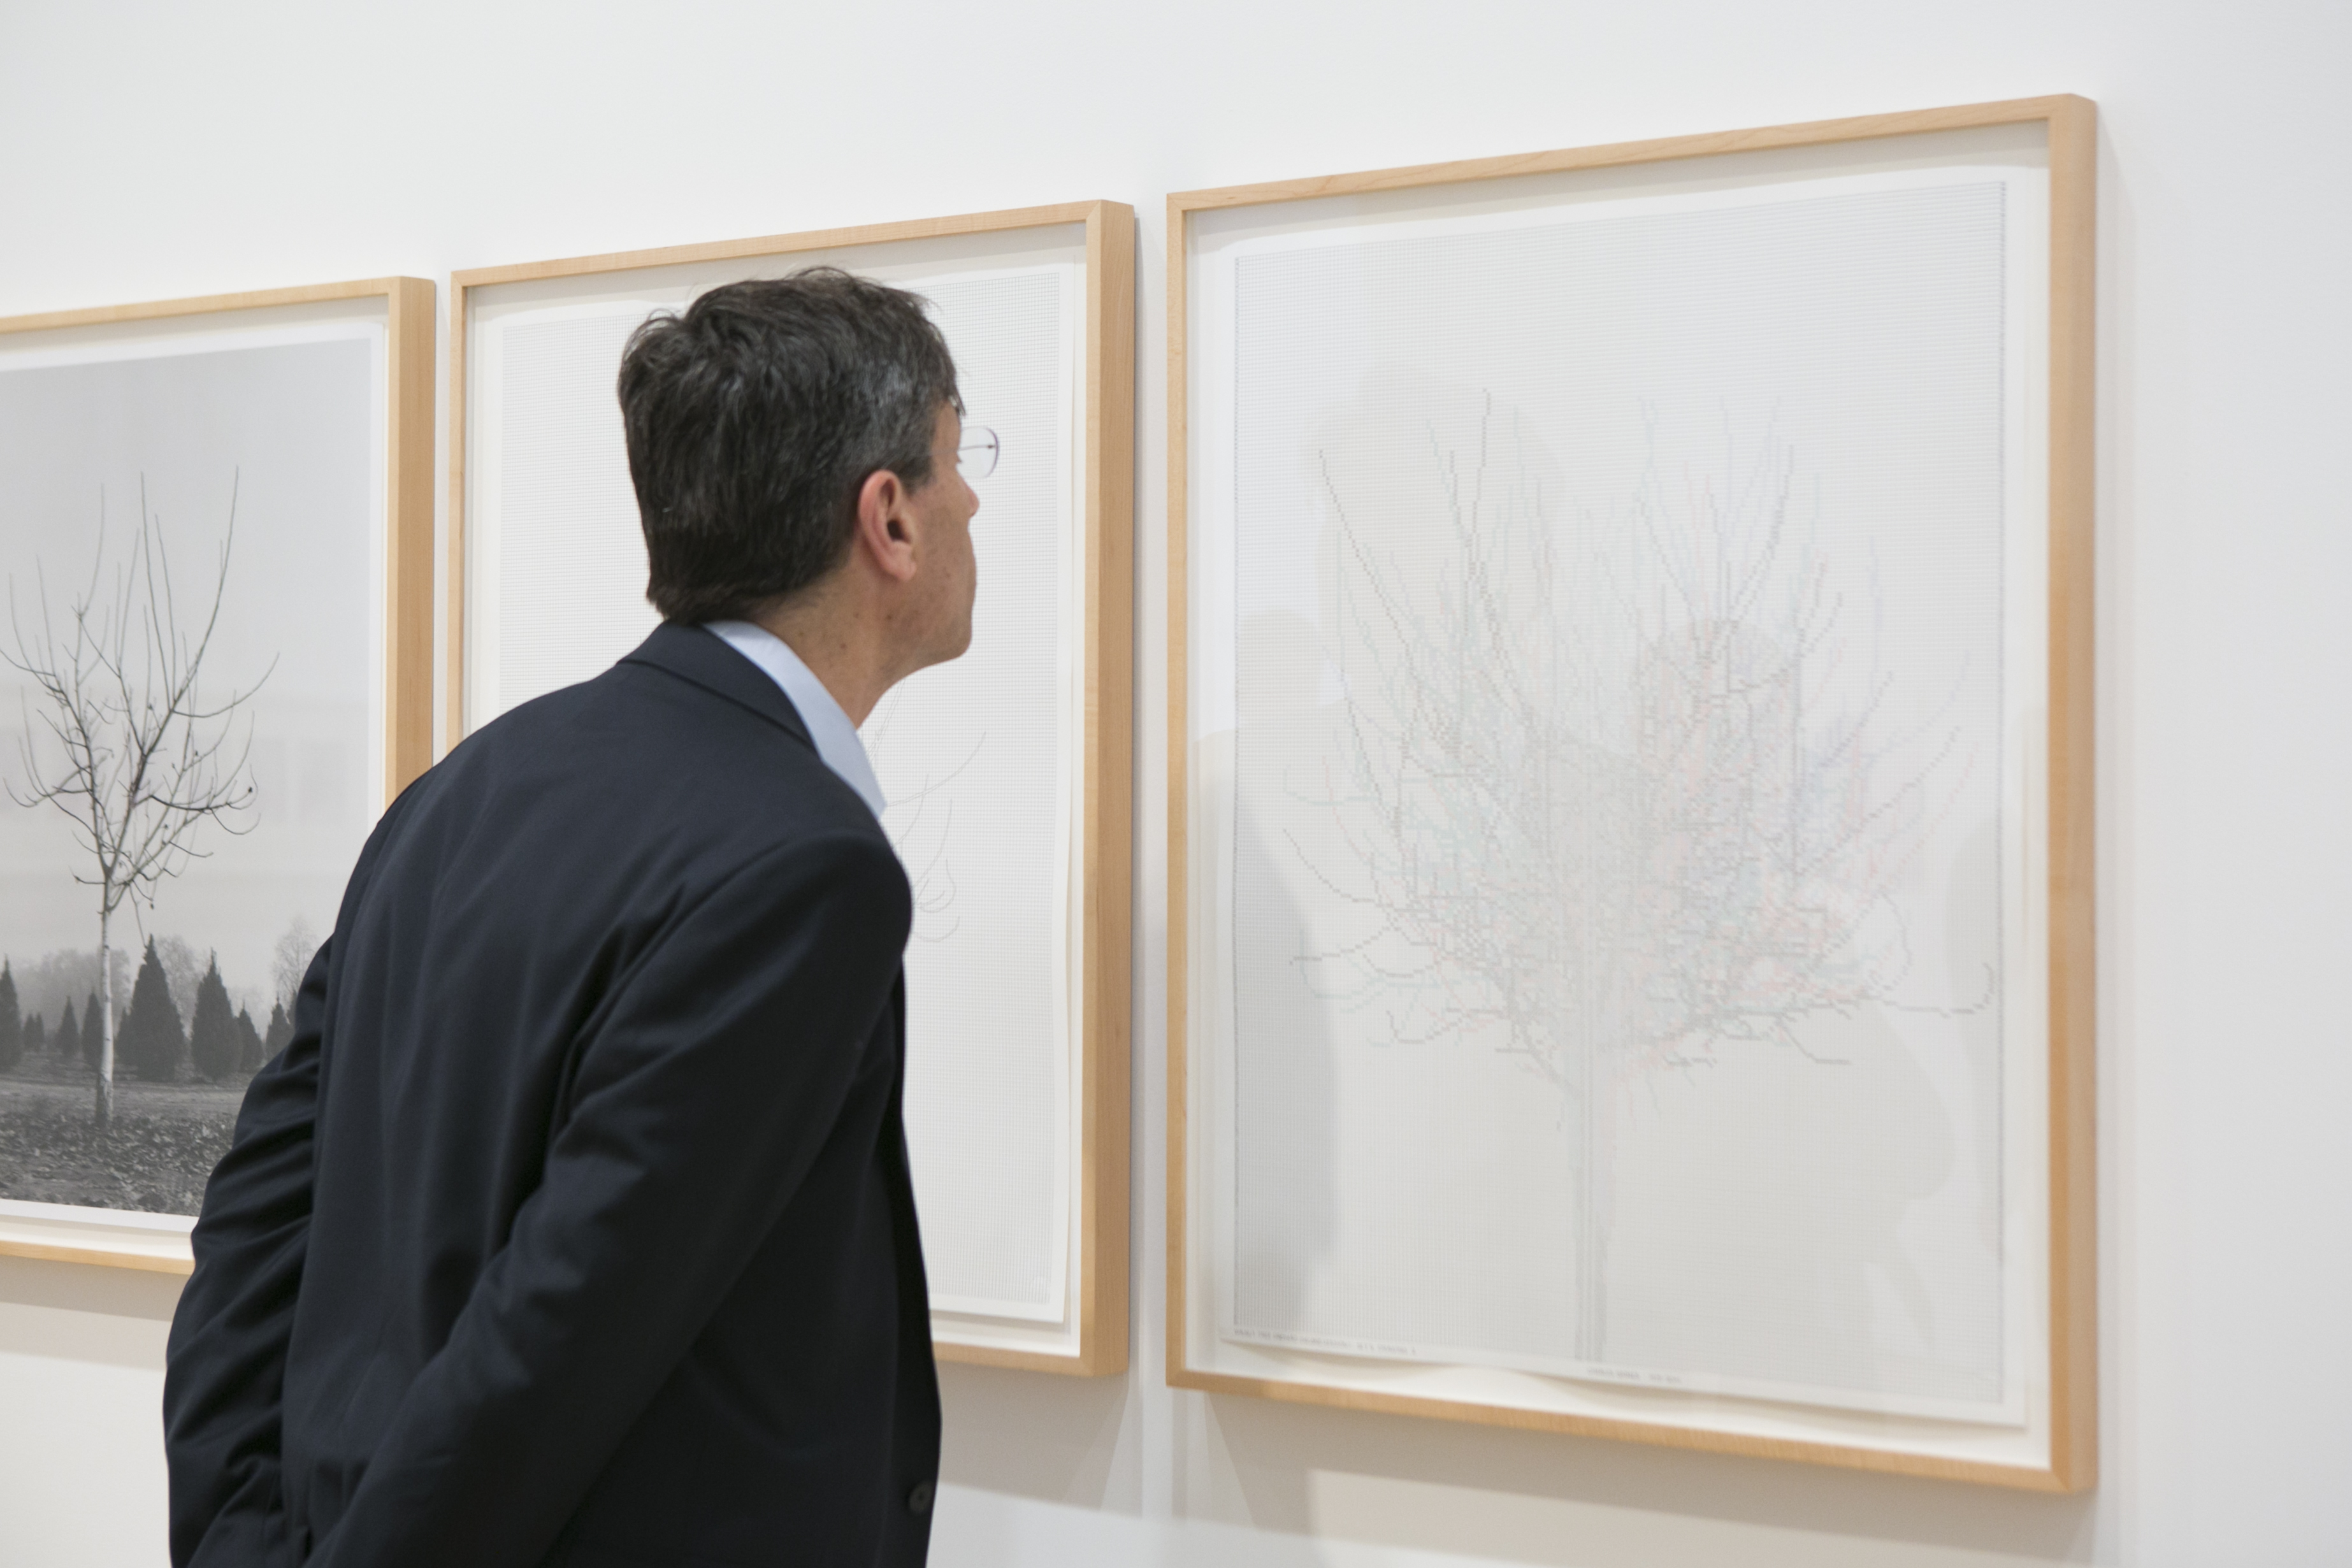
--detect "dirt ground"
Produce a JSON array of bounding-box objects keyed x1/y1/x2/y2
[{"x1": 0, "y1": 1054, "x2": 247, "y2": 1214}]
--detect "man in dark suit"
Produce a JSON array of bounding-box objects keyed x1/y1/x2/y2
[{"x1": 162, "y1": 268, "x2": 982, "y2": 1567}]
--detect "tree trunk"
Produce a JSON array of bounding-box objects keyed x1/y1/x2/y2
[{"x1": 94, "y1": 917, "x2": 114, "y2": 1134}]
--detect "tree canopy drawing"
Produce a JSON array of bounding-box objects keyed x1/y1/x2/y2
[
  {"x1": 1257, "y1": 390, "x2": 1985, "y2": 1366},
  {"x1": 1206, "y1": 165, "x2": 2042, "y2": 1442},
  {"x1": 5, "y1": 484, "x2": 267, "y2": 1130},
  {"x1": 1298, "y1": 399, "x2": 1970, "y2": 1069}
]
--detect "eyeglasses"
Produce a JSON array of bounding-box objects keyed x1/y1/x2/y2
[{"x1": 949, "y1": 425, "x2": 1000, "y2": 480}]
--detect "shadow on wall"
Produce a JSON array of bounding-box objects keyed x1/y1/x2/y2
[
  {"x1": 935, "y1": 1355, "x2": 2100, "y2": 1568},
  {"x1": 3, "y1": 1263, "x2": 2102, "y2": 1565},
  {"x1": 937, "y1": 1360, "x2": 1136, "y2": 1510},
  {"x1": 0, "y1": 1256, "x2": 182, "y2": 1369},
  {"x1": 1200, "y1": 1391, "x2": 2100, "y2": 1567}
]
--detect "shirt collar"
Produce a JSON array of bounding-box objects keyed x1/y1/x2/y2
[{"x1": 702, "y1": 620, "x2": 888, "y2": 821}]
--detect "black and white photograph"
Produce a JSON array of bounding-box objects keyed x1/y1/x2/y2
[{"x1": 0, "y1": 327, "x2": 382, "y2": 1216}]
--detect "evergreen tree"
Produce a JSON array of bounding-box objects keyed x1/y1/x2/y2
[
  {"x1": 0, "y1": 961, "x2": 18, "y2": 1073},
  {"x1": 119, "y1": 938, "x2": 188, "y2": 1082},
  {"x1": 80, "y1": 993, "x2": 101, "y2": 1061},
  {"x1": 189, "y1": 954, "x2": 237, "y2": 1081},
  {"x1": 24, "y1": 1014, "x2": 44, "y2": 1053},
  {"x1": 264, "y1": 1001, "x2": 293, "y2": 1061},
  {"x1": 57, "y1": 998, "x2": 78, "y2": 1066},
  {"x1": 234, "y1": 1006, "x2": 265, "y2": 1074}
]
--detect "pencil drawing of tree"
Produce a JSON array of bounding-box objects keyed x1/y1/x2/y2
[
  {"x1": 1294, "y1": 394, "x2": 1967, "y2": 1359},
  {"x1": 862, "y1": 714, "x2": 984, "y2": 946},
  {"x1": 5, "y1": 483, "x2": 266, "y2": 1130}
]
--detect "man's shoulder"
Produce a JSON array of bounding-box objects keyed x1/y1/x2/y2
[
  {"x1": 456, "y1": 651, "x2": 812, "y2": 777},
  {"x1": 397, "y1": 652, "x2": 888, "y2": 876}
]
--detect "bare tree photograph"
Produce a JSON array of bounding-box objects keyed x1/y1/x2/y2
[{"x1": 0, "y1": 331, "x2": 379, "y2": 1216}]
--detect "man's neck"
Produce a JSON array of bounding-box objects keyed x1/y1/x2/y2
[{"x1": 751, "y1": 587, "x2": 893, "y2": 728}]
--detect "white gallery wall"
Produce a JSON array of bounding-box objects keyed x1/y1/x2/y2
[{"x1": 2, "y1": 0, "x2": 2347, "y2": 1562}]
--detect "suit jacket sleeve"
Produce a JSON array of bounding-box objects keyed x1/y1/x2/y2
[
  {"x1": 307, "y1": 830, "x2": 912, "y2": 1568},
  {"x1": 162, "y1": 937, "x2": 333, "y2": 1568}
]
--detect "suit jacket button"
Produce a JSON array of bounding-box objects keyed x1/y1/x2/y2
[{"x1": 906, "y1": 1481, "x2": 935, "y2": 1515}]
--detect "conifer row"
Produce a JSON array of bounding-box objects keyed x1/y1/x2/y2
[{"x1": 0, "y1": 943, "x2": 278, "y2": 1084}]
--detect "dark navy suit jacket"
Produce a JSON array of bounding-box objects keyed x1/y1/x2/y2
[{"x1": 162, "y1": 622, "x2": 941, "y2": 1567}]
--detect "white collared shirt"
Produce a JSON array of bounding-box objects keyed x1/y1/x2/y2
[{"x1": 703, "y1": 620, "x2": 888, "y2": 821}]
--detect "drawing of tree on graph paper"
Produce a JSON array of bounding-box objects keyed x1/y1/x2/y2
[{"x1": 1274, "y1": 382, "x2": 1982, "y2": 1365}]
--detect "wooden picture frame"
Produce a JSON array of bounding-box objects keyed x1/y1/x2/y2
[
  {"x1": 1166, "y1": 97, "x2": 2095, "y2": 1487},
  {"x1": 448, "y1": 205, "x2": 1134, "y2": 1376},
  {"x1": 0, "y1": 276, "x2": 437, "y2": 1273}
]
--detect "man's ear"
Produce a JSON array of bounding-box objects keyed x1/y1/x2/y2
[{"x1": 853, "y1": 467, "x2": 920, "y2": 584}]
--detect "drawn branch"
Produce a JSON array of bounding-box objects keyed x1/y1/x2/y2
[
  {"x1": 1294, "y1": 402, "x2": 1971, "y2": 1093},
  {"x1": 865, "y1": 712, "x2": 986, "y2": 944}
]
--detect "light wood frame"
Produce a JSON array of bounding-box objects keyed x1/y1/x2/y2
[
  {"x1": 447, "y1": 205, "x2": 1135, "y2": 1376},
  {"x1": 1165, "y1": 97, "x2": 2096, "y2": 1488},
  {"x1": 0, "y1": 275, "x2": 438, "y2": 1274}
]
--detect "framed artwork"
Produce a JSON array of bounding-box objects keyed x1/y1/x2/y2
[
  {"x1": 1167, "y1": 98, "x2": 2095, "y2": 1487},
  {"x1": 449, "y1": 203, "x2": 1135, "y2": 1374},
  {"x1": 0, "y1": 277, "x2": 437, "y2": 1272}
]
